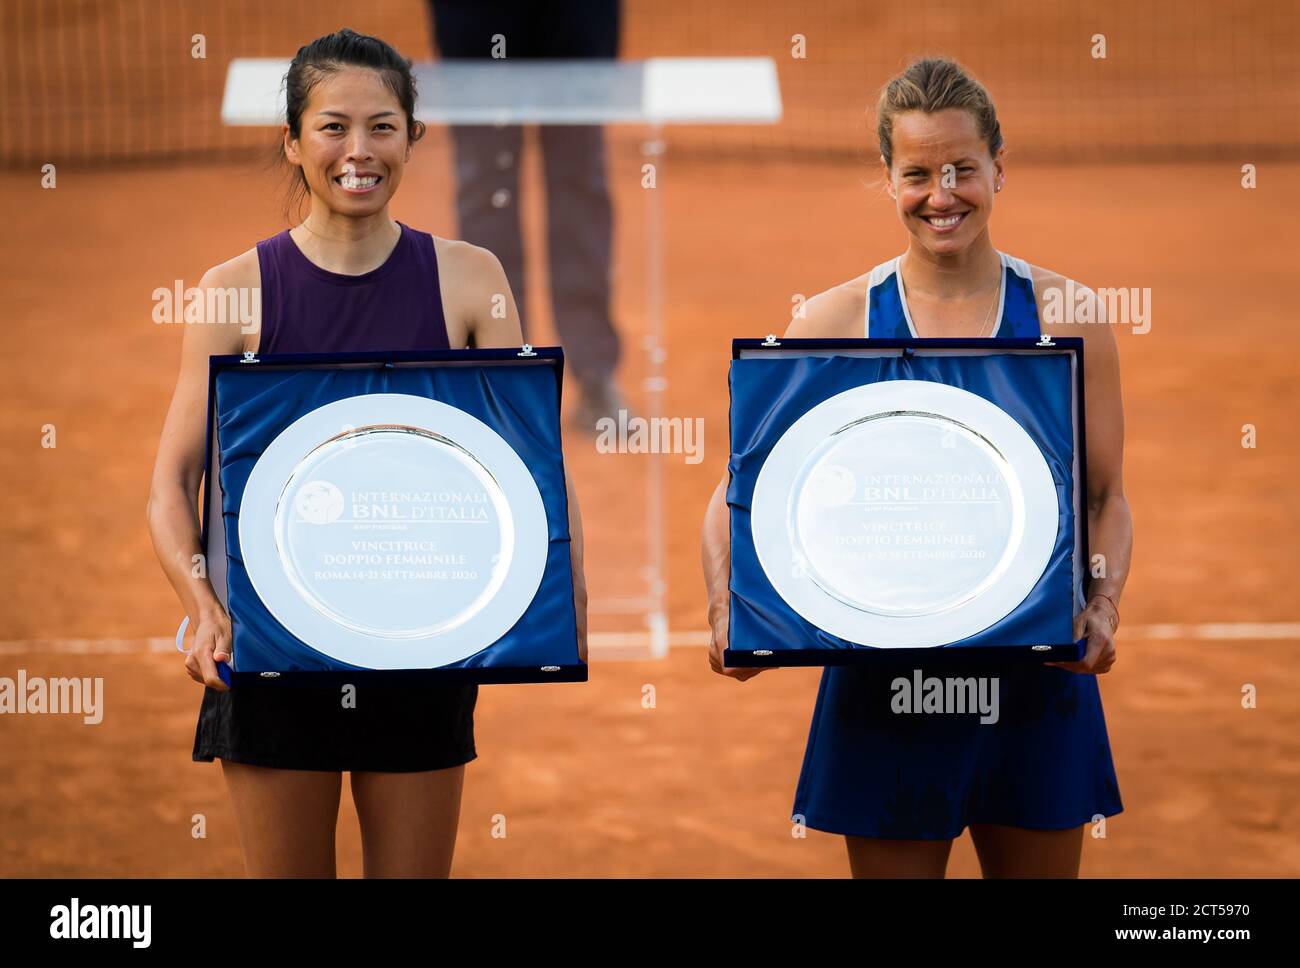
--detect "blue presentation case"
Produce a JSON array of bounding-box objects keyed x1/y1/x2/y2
[
  {"x1": 726, "y1": 336, "x2": 1090, "y2": 668},
  {"x1": 197, "y1": 346, "x2": 585, "y2": 687}
]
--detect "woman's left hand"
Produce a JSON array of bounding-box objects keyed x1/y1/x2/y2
[{"x1": 1045, "y1": 597, "x2": 1118, "y2": 675}]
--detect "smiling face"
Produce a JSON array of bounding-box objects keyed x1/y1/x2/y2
[
  {"x1": 283, "y1": 67, "x2": 413, "y2": 218},
  {"x1": 883, "y1": 108, "x2": 1005, "y2": 258}
]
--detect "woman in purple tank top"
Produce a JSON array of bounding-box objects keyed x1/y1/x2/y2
[{"x1": 146, "y1": 29, "x2": 588, "y2": 877}]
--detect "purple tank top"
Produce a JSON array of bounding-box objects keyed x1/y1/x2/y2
[{"x1": 254, "y1": 221, "x2": 451, "y2": 354}]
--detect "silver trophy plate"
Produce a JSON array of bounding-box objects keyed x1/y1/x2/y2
[
  {"x1": 750, "y1": 380, "x2": 1058, "y2": 648},
  {"x1": 238, "y1": 393, "x2": 548, "y2": 668}
]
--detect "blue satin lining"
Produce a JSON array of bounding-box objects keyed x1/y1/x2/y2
[
  {"x1": 216, "y1": 362, "x2": 579, "y2": 674},
  {"x1": 728, "y1": 353, "x2": 1077, "y2": 654}
]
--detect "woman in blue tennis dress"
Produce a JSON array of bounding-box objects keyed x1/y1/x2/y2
[{"x1": 701, "y1": 57, "x2": 1130, "y2": 877}]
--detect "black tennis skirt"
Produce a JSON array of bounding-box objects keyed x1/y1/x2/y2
[{"x1": 193, "y1": 679, "x2": 477, "y2": 773}]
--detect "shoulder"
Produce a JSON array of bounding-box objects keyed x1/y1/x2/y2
[
  {"x1": 783, "y1": 271, "x2": 871, "y2": 339},
  {"x1": 1026, "y1": 263, "x2": 1122, "y2": 382},
  {"x1": 1027, "y1": 262, "x2": 1117, "y2": 345},
  {"x1": 1028, "y1": 263, "x2": 1105, "y2": 325},
  {"x1": 164, "y1": 248, "x2": 261, "y2": 357},
  {"x1": 199, "y1": 246, "x2": 260, "y2": 290},
  {"x1": 432, "y1": 236, "x2": 504, "y2": 283},
  {"x1": 191, "y1": 247, "x2": 261, "y2": 354},
  {"x1": 431, "y1": 237, "x2": 515, "y2": 348}
]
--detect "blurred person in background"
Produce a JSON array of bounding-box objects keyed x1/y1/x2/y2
[{"x1": 429, "y1": 0, "x2": 627, "y2": 432}]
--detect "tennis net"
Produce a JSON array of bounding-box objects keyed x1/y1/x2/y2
[{"x1": 2, "y1": 0, "x2": 1296, "y2": 167}]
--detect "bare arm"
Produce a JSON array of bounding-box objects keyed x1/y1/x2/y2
[
  {"x1": 460, "y1": 244, "x2": 589, "y2": 661},
  {"x1": 146, "y1": 257, "x2": 254, "y2": 691},
  {"x1": 565, "y1": 473, "x2": 589, "y2": 662},
  {"x1": 1040, "y1": 275, "x2": 1132, "y2": 675},
  {"x1": 448, "y1": 239, "x2": 530, "y2": 349},
  {"x1": 701, "y1": 283, "x2": 867, "y2": 678},
  {"x1": 701, "y1": 471, "x2": 754, "y2": 678}
]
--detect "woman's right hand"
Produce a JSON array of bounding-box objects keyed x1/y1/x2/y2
[
  {"x1": 183, "y1": 606, "x2": 233, "y2": 692},
  {"x1": 707, "y1": 599, "x2": 766, "y2": 682},
  {"x1": 703, "y1": 472, "x2": 766, "y2": 681}
]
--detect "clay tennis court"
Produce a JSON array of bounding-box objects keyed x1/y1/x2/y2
[{"x1": 1, "y1": 1, "x2": 1298, "y2": 876}]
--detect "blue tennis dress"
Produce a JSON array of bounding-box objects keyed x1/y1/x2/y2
[{"x1": 790, "y1": 252, "x2": 1123, "y2": 840}]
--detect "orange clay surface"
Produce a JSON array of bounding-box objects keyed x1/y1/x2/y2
[{"x1": 1, "y1": 134, "x2": 1298, "y2": 876}]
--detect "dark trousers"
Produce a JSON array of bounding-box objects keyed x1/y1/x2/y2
[{"x1": 430, "y1": 0, "x2": 621, "y2": 383}]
